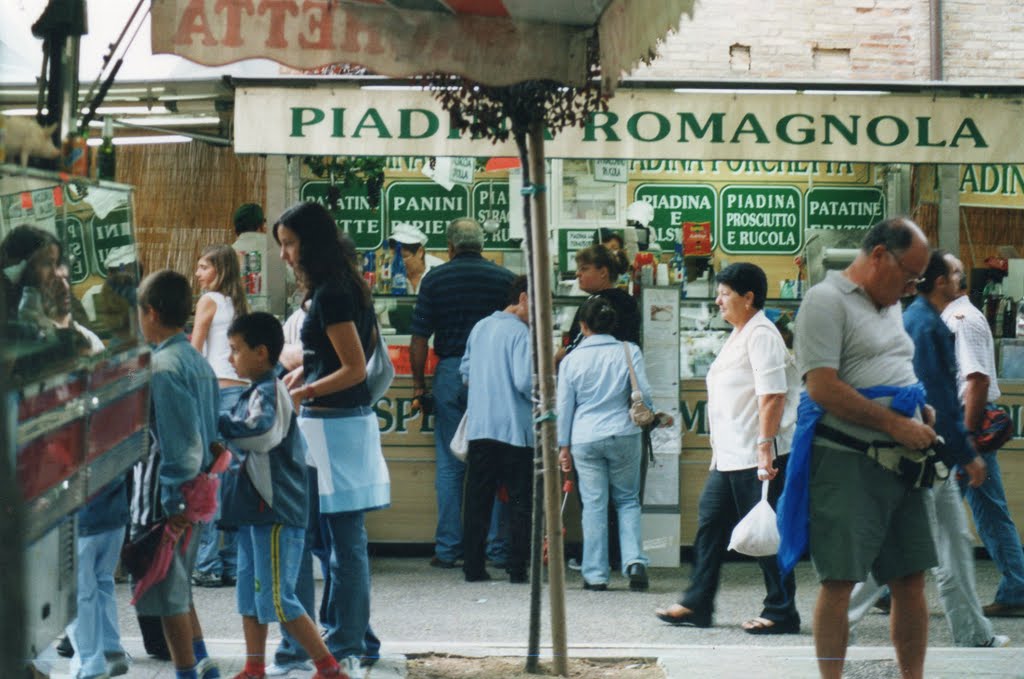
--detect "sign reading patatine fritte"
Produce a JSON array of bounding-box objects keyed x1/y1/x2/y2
[{"x1": 234, "y1": 87, "x2": 1024, "y2": 164}]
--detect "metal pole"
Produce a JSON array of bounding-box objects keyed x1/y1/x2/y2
[
  {"x1": 517, "y1": 130, "x2": 545, "y2": 675},
  {"x1": 527, "y1": 123, "x2": 568, "y2": 677}
]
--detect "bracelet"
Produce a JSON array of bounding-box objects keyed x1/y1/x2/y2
[{"x1": 756, "y1": 436, "x2": 775, "y2": 446}]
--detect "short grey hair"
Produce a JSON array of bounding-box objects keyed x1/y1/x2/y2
[
  {"x1": 860, "y1": 216, "x2": 918, "y2": 256},
  {"x1": 447, "y1": 218, "x2": 484, "y2": 252}
]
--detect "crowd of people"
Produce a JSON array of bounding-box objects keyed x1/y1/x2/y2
[{"x1": 4, "y1": 207, "x2": 1022, "y2": 679}]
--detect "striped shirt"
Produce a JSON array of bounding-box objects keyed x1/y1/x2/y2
[{"x1": 410, "y1": 252, "x2": 515, "y2": 358}]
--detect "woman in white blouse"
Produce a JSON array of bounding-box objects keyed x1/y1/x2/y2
[{"x1": 656, "y1": 263, "x2": 801, "y2": 634}]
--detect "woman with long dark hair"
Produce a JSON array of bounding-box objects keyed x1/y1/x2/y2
[{"x1": 274, "y1": 202, "x2": 389, "y2": 679}]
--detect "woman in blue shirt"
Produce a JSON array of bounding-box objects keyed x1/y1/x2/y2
[
  {"x1": 557, "y1": 296, "x2": 653, "y2": 591},
  {"x1": 274, "y1": 202, "x2": 390, "y2": 679}
]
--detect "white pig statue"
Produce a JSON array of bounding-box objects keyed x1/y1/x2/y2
[{"x1": 3, "y1": 116, "x2": 61, "y2": 166}]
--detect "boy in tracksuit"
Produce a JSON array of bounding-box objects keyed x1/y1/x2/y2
[{"x1": 217, "y1": 312, "x2": 346, "y2": 679}]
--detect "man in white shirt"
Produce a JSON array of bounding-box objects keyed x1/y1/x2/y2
[{"x1": 942, "y1": 260, "x2": 1024, "y2": 618}]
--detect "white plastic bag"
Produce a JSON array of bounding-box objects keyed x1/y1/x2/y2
[
  {"x1": 728, "y1": 480, "x2": 780, "y2": 557},
  {"x1": 450, "y1": 412, "x2": 469, "y2": 462}
]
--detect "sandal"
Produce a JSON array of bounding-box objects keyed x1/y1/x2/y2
[
  {"x1": 654, "y1": 604, "x2": 711, "y2": 628},
  {"x1": 742, "y1": 616, "x2": 800, "y2": 635}
]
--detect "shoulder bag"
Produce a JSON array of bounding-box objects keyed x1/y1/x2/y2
[
  {"x1": 623, "y1": 342, "x2": 655, "y2": 427},
  {"x1": 366, "y1": 320, "x2": 396, "y2": 403}
]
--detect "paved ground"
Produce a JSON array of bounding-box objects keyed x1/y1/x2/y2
[{"x1": 35, "y1": 556, "x2": 1024, "y2": 678}]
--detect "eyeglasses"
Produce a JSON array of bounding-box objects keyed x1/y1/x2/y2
[{"x1": 887, "y1": 250, "x2": 925, "y2": 287}]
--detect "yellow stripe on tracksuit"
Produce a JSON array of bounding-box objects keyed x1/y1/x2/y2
[{"x1": 270, "y1": 524, "x2": 286, "y2": 622}]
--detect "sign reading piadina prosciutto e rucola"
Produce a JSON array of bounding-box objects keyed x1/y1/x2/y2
[{"x1": 234, "y1": 87, "x2": 1024, "y2": 164}]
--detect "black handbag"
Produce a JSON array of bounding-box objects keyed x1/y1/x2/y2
[{"x1": 120, "y1": 522, "x2": 164, "y2": 580}]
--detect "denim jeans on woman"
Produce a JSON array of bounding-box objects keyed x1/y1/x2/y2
[{"x1": 572, "y1": 433, "x2": 648, "y2": 586}]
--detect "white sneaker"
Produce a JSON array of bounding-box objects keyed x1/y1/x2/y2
[
  {"x1": 567, "y1": 558, "x2": 582, "y2": 572},
  {"x1": 340, "y1": 655, "x2": 365, "y2": 679},
  {"x1": 978, "y1": 634, "x2": 1011, "y2": 647},
  {"x1": 267, "y1": 659, "x2": 314, "y2": 676},
  {"x1": 196, "y1": 656, "x2": 222, "y2": 679}
]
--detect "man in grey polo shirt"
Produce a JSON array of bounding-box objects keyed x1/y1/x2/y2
[{"x1": 794, "y1": 217, "x2": 938, "y2": 679}]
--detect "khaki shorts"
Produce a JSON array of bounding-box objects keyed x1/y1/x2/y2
[
  {"x1": 133, "y1": 524, "x2": 201, "y2": 617},
  {"x1": 809, "y1": 443, "x2": 937, "y2": 585}
]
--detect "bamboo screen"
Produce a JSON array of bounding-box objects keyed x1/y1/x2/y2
[
  {"x1": 116, "y1": 143, "x2": 266, "y2": 281},
  {"x1": 915, "y1": 203, "x2": 1023, "y2": 269}
]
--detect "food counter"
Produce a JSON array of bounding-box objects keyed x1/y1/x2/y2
[{"x1": 364, "y1": 292, "x2": 1024, "y2": 555}]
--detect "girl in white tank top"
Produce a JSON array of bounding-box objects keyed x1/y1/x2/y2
[{"x1": 192, "y1": 244, "x2": 250, "y2": 385}]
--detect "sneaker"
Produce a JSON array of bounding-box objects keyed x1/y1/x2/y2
[
  {"x1": 231, "y1": 672, "x2": 266, "y2": 679},
  {"x1": 429, "y1": 555, "x2": 458, "y2": 569},
  {"x1": 56, "y1": 635, "x2": 74, "y2": 658},
  {"x1": 192, "y1": 571, "x2": 224, "y2": 588},
  {"x1": 197, "y1": 656, "x2": 222, "y2": 679},
  {"x1": 266, "y1": 660, "x2": 313, "y2": 676},
  {"x1": 105, "y1": 651, "x2": 132, "y2": 677},
  {"x1": 977, "y1": 635, "x2": 1011, "y2": 648},
  {"x1": 583, "y1": 581, "x2": 608, "y2": 591},
  {"x1": 567, "y1": 558, "x2": 582, "y2": 572},
  {"x1": 627, "y1": 563, "x2": 649, "y2": 592},
  {"x1": 221, "y1": 574, "x2": 237, "y2": 587},
  {"x1": 340, "y1": 656, "x2": 364, "y2": 679}
]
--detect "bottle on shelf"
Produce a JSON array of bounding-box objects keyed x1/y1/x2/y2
[
  {"x1": 671, "y1": 243, "x2": 687, "y2": 298},
  {"x1": 391, "y1": 244, "x2": 408, "y2": 295},
  {"x1": 378, "y1": 248, "x2": 392, "y2": 295},
  {"x1": 96, "y1": 116, "x2": 116, "y2": 180},
  {"x1": 362, "y1": 250, "x2": 377, "y2": 292}
]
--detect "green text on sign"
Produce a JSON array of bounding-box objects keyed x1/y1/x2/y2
[
  {"x1": 386, "y1": 182, "x2": 470, "y2": 250},
  {"x1": 805, "y1": 186, "x2": 886, "y2": 231},
  {"x1": 633, "y1": 183, "x2": 716, "y2": 251},
  {"x1": 471, "y1": 182, "x2": 517, "y2": 251},
  {"x1": 719, "y1": 185, "x2": 802, "y2": 255},
  {"x1": 58, "y1": 216, "x2": 89, "y2": 284},
  {"x1": 300, "y1": 181, "x2": 383, "y2": 250},
  {"x1": 558, "y1": 229, "x2": 600, "y2": 273},
  {"x1": 90, "y1": 205, "x2": 133, "y2": 277}
]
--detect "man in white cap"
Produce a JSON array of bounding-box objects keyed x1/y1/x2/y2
[{"x1": 389, "y1": 223, "x2": 444, "y2": 295}]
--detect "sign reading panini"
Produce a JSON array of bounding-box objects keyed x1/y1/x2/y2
[{"x1": 235, "y1": 87, "x2": 1024, "y2": 164}]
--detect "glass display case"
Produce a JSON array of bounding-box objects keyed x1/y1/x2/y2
[
  {"x1": 1, "y1": 166, "x2": 150, "y2": 658},
  {"x1": 678, "y1": 297, "x2": 799, "y2": 378}
]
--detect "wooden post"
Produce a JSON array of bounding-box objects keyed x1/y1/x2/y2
[{"x1": 527, "y1": 122, "x2": 568, "y2": 677}]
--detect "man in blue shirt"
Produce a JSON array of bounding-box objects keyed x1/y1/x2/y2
[
  {"x1": 459, "y1": 275, "x2": 534, "y2": 583},
  {"x1": 409, "y1": 218, "x2": 515, "y2": 568}
]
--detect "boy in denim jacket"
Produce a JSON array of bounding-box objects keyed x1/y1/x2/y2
[
  {"x1": 132, "y1": 270, "x2": 221, "y2": 679},
  {"x1": 217, "y1": 312, "x2": 346, "y2": 679}
]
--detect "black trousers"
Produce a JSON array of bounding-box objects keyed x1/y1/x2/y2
[
  {"x1": 680, "y1": 455, "x2": 798, "y2": 623},
  {"x1": 463, "y1": 439, "x2": 533, "y2": 577}
]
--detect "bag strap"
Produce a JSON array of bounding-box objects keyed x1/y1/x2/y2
[{"x1": 622, "y1": 342, "x2": 640, "y2": 393}]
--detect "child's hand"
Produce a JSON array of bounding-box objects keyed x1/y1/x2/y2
[{"x1": 283, "y1": 366, "x2": 304, "y2": 389}]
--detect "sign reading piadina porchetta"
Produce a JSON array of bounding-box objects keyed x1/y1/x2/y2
[{"x1": 233, "y1": 87, "x2": 1024, "y2": 165}]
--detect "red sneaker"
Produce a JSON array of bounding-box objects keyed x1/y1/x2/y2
[{"x1": 232, "y1": 672, "x2": 266, "y2": 679}]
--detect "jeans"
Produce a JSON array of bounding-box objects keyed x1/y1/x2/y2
[
  {"x1": 849, "y1": 474, "x2": 992, "y2": 646},
  {"x1": 68, "y1": 527, "x2": 127, "y2": 679},
  {"x1": 194, "y1": 472, "x2": 238, "y2": 578},
  {"x1": 680, "y1": 459, "x2": 797, "y2": 623},
  {"x1": 572, "y1": 434, "x2": 648, "y2": 585},
  {"x1": 432, "y1": 357, "x2": 467, "y2": 562},
  {"x1": 322, "y1": 510, "x2": 374, "y2": 660},
  {"x1": 463, "y1": 439, "x2": 533, "y2": 577},
  {"x1": 958, "y1": 451, "x2": 1024, "y2": 606},
  {"x1": 196, "y1": 385, "x2": 246, "y2": 578},
  {"x1": 274, "y1": 467, "x2": 380, "y2": 665}
]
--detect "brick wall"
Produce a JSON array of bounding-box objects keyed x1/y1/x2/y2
[{"x1": 632, "y1": 0, "x2": 1024, "y2": 82}]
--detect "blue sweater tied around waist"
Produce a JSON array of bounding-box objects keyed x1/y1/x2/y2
[{"x1": 776, "y1": 382, "x2": 926, "y2": 576}]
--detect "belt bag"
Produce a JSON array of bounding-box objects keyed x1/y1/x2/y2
[{"x1": 815, "y1": 423, "x2": 947, "y2": 489}]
